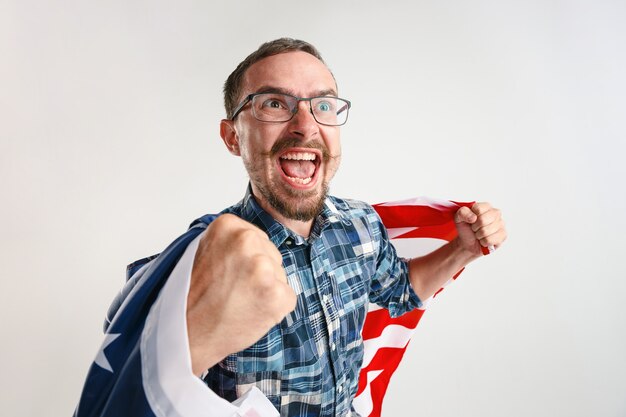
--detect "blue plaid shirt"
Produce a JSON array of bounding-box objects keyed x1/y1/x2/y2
[{"x1": 203, "y1": 189, "x2": 422, "y2": 416}]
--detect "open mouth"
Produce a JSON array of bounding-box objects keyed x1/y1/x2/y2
[{"x1": 278, "y1": 150, "x2": 321, "y2": 186}]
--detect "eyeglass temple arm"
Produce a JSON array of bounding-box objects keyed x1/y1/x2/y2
[{"x1": 337, "y1": 103, "x2": 349, "y2": 115}]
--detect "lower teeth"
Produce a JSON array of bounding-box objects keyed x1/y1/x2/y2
[{"x1": 287, "y1": 176, "x2": 312, "y2": 185}]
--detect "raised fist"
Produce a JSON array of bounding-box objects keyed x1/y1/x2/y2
[
  {"x1": 454, "y1": 202, "x2": 507, "y2": 256},
  {"x1": 186, "y1": 214, "x2": 296, "y2": 375}
]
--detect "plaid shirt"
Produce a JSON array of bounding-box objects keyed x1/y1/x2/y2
[{"x1": 203, "y1": 189, "x2": 422, "y2": 416}]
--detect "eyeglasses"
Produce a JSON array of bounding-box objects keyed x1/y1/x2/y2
[{"x1": 230, "y1": 93, "x2": 351, "y2": 126}]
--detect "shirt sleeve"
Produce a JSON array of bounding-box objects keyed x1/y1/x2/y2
[{"x1": 366, "y1": 211, "x2": 423, "y2": 317}]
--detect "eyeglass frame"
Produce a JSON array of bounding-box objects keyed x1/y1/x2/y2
[{"x1": 229, "y1": 92, "x2": 352, "y2": 126}]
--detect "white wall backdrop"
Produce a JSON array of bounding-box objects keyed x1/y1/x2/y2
[{"x1": 2, "y1": 1, "x2": 625, "y2": 416}]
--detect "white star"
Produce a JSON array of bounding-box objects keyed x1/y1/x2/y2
[{"x1": 94, "y1": 333, "x2": 121, "y2": 373}]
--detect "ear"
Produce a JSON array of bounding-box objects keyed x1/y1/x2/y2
[{"x1": 220, "y1": 119, "x2": 241, "y2": 156}]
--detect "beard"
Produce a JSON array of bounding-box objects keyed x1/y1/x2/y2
[
  {"x1": 244, "y1": 138, "x2": 338, "y2": 222},
  {"x1": 256, "y1": 178, "x2": 329, "y2": 221}
]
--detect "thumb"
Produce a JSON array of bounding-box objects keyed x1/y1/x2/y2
[{"x1": 454, "y1": 206, "x2": 478, "y2": 225}]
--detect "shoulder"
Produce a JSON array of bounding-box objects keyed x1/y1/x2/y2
[
  {"x1": 326, "y1": 195, "x2": 382, "y2": 227},
  {"x1": 189, "y1": 200, "x2": 244, "y2": 229},
  {"x1": 328, "y1": 195, "x2": 377, "y2": 214},
  {"x1": 328, "y1": 195, "x2": 374, "y2": 212},
  {"x1": 325, "y1": 196, "x2": 391, "y2": 259},
  {"x1": 127, "y1": 203, "x2": 241, "y2": 277}
]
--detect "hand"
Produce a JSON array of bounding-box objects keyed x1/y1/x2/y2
[
  {"x1": 186, "y1": 214, "x2": 297, "y2": 375},
  {"x1": 454, "y1": 202, "x2": 507, "y2": 258}
]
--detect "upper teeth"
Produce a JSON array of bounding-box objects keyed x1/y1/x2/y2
[{"x1": 281, "y1": 152, "x2": 316, "y2": 161}]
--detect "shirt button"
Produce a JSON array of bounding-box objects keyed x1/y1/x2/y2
[
  {"x1": 331, "y1": 342, "x2": 336, "y2": 351},
  {"x1": 338, "y1": 384, "x2": 343, "y2": 393},
  {"x1": 322, "y1": 295, "x2": 329, "y2": 303},
  {"x1": 285, "y1": 239, "x2": 292, "y2": 245}
]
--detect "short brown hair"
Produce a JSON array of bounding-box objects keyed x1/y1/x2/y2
[{"x1": 223, "y1": 38, "x2": 328, "y2": 119}]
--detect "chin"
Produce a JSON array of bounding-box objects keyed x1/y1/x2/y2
[{"x1": 267, "y1": 183, "x2": 329, "y2": 222}]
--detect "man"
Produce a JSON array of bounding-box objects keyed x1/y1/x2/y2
[
  {"x1": 182, "y1": 38, "x2": 506, "y2": 416},
  {"x1": 94, "y1": 38, "x2": 506, "y2": 416}
]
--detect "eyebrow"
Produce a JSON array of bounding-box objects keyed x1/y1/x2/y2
[{"x1": 254, "y1": 85, "x2": 339, "y2": 97}]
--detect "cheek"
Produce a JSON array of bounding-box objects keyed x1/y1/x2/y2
[
  {"x1": 235, "y1": 118, "x2": 274, "y2": 154},
  {"x1": 324, "y1": 153, "x2": 341, "y2": 181},
  {"x1": 236, "y1": 133, "x2": 262, "y2": 160},
  {"x1": 239, "y1": 139, "x2": 273, "y2": 172},
  {"x1": 332, "y1": 155, "x2": 342, "y2": 174},
  {"x1": 324, "y1": 129, "x2": 341, "y2": 157},
  {"x1": 333, "y1": 142, "x2": 342, "y2": 159}
]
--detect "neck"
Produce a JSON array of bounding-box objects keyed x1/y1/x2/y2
[
  {"x1": 279, "y1": 216, "x2": 314, "y2": 238},
  {"x1": 249, "y1": 187, "x2": 316, "y2": 238},
  {"x1": 260, "y1": 200, "x2": 315, "y2": 238}
]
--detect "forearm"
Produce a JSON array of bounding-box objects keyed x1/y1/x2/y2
[{"x1": 408, "y1": 238, "x2": 481, "y2": 301}]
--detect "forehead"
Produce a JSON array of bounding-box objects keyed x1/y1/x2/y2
[{"x1": 242, "y1": 51, "x2": 337, "y2": 97}]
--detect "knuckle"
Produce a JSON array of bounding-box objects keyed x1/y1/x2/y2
[
  {"x1": 455, "y1": 206, "x2": 470, "y2": 222},
  {"x1": 236, "y1": 227, "x2": 256, "y2": 240},
  {"x1": 474, "y1": 202, "x2": 490, "y2": 214},
  {"x1": 234, "y1": 227, "x2": 266, "y2": 248},
  {"x1": 248, "y1": 254, "x2": 276, "y2": 277},
  {"x1": 267, "y1": 244, "x2": 284, "y2": 263},
  {"x1": 212, "y1": 213, "x2": 240, "y2": 229},
  {"x1": 212, "y1": 214, "x2": 260, "y2": 236}
]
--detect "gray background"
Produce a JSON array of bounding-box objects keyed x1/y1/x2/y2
[{"x1": 2, "y1": 0, "x2": 625, "y2": 416}]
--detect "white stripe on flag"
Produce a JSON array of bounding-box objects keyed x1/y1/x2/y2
[{"x1": 361, "y1": 325, "x2": 414, "y2": 369}]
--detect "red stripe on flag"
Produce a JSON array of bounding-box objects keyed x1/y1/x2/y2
[
  {"x1": 373, "y1": 201, "x2": 473, "y2": 229},
  {"x1": 355, "y1": 344, "x2": 414, "y2": 409},
  {"x1": 360, "y1": 308, "x2": 424, "y2": 340}
]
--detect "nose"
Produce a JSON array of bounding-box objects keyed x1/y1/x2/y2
[{"x1": 288, "y1": 100, "x2": 320, "y2": 138}]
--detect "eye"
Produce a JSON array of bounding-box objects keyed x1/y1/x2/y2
[
  {"x1": 262, "y1": 99, "x2": 286, "y2": 109},
  {"x1": 315, "y1": 100, "x2": 335, "y2": 113},
  {"x1": 258, "y1": 94, "x2": 291, "y2": 111}
]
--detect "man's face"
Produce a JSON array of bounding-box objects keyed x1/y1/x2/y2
[{"x1": 223, "y1": 51, "x2": 342, "y2": 223}]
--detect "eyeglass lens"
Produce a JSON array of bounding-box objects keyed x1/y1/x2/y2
[{"x1": 251, "y1": 93, "x2": 349, "y2": 126}]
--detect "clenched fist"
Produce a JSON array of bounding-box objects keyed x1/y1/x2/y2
[
  {"x1": 454, "y1": 202, "x2": 507, "y2": 256},
  {"x1": 186, "y1": 214, "x2": 297, "y2": 376}
]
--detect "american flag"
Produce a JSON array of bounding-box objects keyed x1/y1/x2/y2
[
  {"x1": 353, "y1": 197, "x2": 475, "y2": 417},
  {"x1": 74, "y1": 197, "x2": 476, "y2": 417}
]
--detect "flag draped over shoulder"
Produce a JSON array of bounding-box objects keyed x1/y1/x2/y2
[{"x1": 74, "y1": 197, "x2": 477, "y2": 417}]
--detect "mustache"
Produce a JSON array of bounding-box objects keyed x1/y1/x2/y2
[{"x1": 268, "y1": 138, "x2": 336, "y2": 161}]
